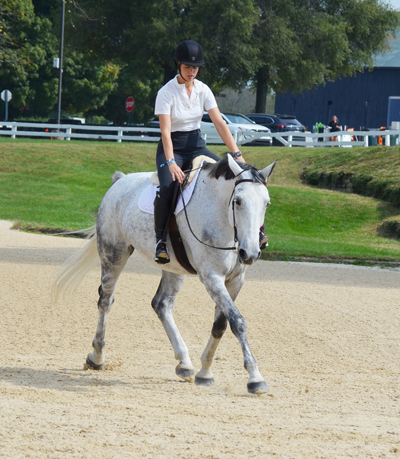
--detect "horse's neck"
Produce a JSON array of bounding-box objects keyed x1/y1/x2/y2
[{"x1": 195, "y1": 173, "x2": 234, "y2": 224}]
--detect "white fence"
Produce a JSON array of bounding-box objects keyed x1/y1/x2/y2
[
  {"x1": 0, "y1": 121, "x2": 255, "y2": 145},
  {"x1": 271, "y1": 129, "x2": 400, "y2": 148},
  {"x1": 0, "y1": 122, "x2": 162, "y2": 143},
  {"x1": 0, "y1": 121, "x2": 399, "y2": 147}
]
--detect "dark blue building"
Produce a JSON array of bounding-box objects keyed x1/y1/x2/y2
[{"x1": 275, "y1": 38, "x2": 400, "y2": 130}]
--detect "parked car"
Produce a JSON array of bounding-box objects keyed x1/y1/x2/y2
[
  {"x1": 246, "y1": 113, "x2": 305, "y2": 146},
  {"x1": 147, "y1": 117, "x2": 160, "y2": 128},
  {"x1": 48, "y1": 117, "x2": 85, "y2": 125},
  {"x1": 147, "y1": 114, "x2": 272, "y2": 146},
  {"x1": 201, "y1": 112, "x2": 272, "y2": 146}
]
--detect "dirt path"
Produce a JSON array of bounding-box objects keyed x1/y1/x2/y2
[{"x1": 0, "y1": 219, "x2": 399, "y2": 458}]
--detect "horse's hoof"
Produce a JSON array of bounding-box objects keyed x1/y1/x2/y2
[
  {"x1": 84, "y1": 356, "x2": 105, "y2": 371},
  {"x1": 247, "y1": 380, "x2": 269, "y2": 394},
  {"x1": 175, "y1": 365, "x2": 195, "y2": 382},
  {"x1": 195, "y1": 375, "x2": 215, "y2": 387}
]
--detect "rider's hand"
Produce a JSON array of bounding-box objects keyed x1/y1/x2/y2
[{"x1": 168, "y1": 162, "x2": 185, "y2": 184}]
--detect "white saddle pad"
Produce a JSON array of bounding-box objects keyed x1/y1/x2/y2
[{"x1": 138, "y1": 160, "x2": 206, "y2": 215}]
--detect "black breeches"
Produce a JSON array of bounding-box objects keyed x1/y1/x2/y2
[
  {"x1": 156, "y1": 129, "x2": 220, "y2": 203},
  {"x1": 154, "y1": 130, "x2": 220, "y2": 240}
]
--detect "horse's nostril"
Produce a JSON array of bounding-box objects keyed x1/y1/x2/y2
[{"x1": 239, "y1": 249, "x2": 247, "y2": 260}]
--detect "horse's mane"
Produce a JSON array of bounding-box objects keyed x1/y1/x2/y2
[{"x1": 202, "y1": 155, "x2": 266, "y2": 184}]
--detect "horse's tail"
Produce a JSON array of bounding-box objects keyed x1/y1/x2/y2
[
  {"x1": 51, "y1": 227, "x2": 99, "y2": 304},
  {"x1": 112, "y1": 171, "x2": 125, "y2": 183}
]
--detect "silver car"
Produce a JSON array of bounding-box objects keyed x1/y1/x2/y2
[{"x1": 200, "y1": 112, "x2": 272, "y2": 146}]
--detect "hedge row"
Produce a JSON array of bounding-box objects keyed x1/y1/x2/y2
[{"x1": 302, "y1": 170, "x2": 400, "y2": 208}]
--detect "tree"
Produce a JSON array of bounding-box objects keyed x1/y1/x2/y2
[
  {"x1": 66, "y1": 0, "x2": 259, "y2": 123},
  {"x1": 0, "y1": 0, "x2": 57, "y2": 116},
  {"x1": 32, "y1": 0, "x2": 120, "y2": 118},
  {"x1": 0, "y1": 0, "x2": 120, "y2": 119},
  {"x1": 252, "y1": 0, "x2": 400, "y2": 113}
]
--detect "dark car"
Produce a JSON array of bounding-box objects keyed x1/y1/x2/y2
[{"x1": 246, "y1": 113, "x2": 305, "y2": 146}]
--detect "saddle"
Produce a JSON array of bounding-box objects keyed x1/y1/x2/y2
[{"x1": 163, "y1": 156, "x2": 216, "y2": 275}]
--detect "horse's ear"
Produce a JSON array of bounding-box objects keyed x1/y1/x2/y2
[
  {"x1": 260, "y1": 160, "x2": 277, "y2": 182},
  {"x1": 227, "y1": 153, "x2": 243, "y2": 177}
]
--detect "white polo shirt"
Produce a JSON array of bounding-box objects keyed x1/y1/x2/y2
[{"x1": 155, "y1": 76, "x2": 217, "y2": 132}]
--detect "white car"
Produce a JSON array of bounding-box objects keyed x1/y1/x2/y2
[{"x1": 200, "y1": 112, "x2": 272, "y2": 146}]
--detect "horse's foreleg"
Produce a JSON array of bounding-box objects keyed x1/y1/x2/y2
[
  {"x1": 195, "y1": 306, "x2": 227, "y2": 386},
  {"x1": 85, "y1": 243, "x2": 133, "y2": 370},
  {"x1": 196, "y1": 275, "x2": 242, "y2": 386},
  {"x1": 201, "y1": 273, "x2": 269, "y2": 394},
  {"x1": 151, "y1": 271, "x2": 194, "y2": 382}
]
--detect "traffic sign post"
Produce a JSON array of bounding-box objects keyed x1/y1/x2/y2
[
  {"x1": 1, "y1": 90, "x2": 12, "y2": 121},
  {"x1": 126, "y1": 96, "x2": 134, "y2": 125}
]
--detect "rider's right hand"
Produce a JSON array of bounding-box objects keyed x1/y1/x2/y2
[{"x1": 168, "y1": 162, "x2": 185, "y2": 184}]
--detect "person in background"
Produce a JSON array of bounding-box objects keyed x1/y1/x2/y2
[{"x1": 328, "y1": 116, "x2": 341, "y2": 142}]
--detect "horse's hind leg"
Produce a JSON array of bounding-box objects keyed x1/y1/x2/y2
[
  {"x1": 151, "y1": 270, "x2": 194, "y2": 382},
  {"x1": 85, "y1": 241, "x2": 134, "y2": 370}
]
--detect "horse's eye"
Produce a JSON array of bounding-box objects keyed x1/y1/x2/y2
[{"x1": 235, "y1": 199, "x2": 241, "y2": 206}]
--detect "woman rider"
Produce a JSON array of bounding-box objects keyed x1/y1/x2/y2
[{"x1": 153, "y1": 40, "x2": 246, "y2": 264}]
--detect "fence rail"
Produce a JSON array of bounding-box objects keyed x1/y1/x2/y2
[
  {"x1": 272, "y1": 129, "x2": 400, "y2": 147},
  {"x1": 0, "y1": 122, "x2": 399, "y2": 147}
]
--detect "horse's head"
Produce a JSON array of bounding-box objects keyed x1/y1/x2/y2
[{"x1": 227, "y1": 154, "x2": 276, "y2": 266}]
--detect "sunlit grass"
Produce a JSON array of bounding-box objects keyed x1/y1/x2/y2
[{"x1": 1, "y1": 138, "x2": 399, "y2": 262}]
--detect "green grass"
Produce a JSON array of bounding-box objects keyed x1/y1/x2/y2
[
  {"x1": 301, "y1": 145, "x2": 400, "y2": 207},
  {"x1": 1, "y1": 138, "x2": 400, "y2": 264}
]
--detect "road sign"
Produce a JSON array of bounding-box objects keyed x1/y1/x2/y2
[
  {"x1": 126, "y1": 96, "x2": 134, "y2": 112},
  {"x1": 1, "y1": 90, "x2": 12, "y2": 102}
]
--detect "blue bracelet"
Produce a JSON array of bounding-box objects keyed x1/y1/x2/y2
[
  {"x1": 233, "y1": 151, "x2": 242, "y2": 158},
  {"x1": 160, "y1": 158, "x2": 176, "y2": 168}
]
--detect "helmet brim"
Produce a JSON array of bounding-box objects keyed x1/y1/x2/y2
[{"x1": 176, "y1": 60, "x2": 204, "y2": 67}]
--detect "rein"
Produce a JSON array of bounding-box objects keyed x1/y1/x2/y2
[{"x1": 179, "y1": 170, "x2": 258, "y2": 252}]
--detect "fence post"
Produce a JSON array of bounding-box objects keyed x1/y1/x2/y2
[
  {"x1": 288, "y1": 134, "x2": 292, "y2": 147},
  {"x1": 364, "y1": 135, "x2": 369, "y2": 147},
  {"x1": 66, "y1": 128, "x2": 71, "y2": 141},
  {"x1": 385, "y1": 134, "x2": 390, "y2": 146},
  {"x1": 117, "y1": 129, "x2": 123, "y2": 143},
  {"x1": 11, "y1": 125, "x2": 17, "y2": 139}
]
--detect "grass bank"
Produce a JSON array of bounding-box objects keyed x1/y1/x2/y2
[
  {"x1": 1, "y1": 138, "x2": 400, "y2": 264},
  {"x1": 301, "y1": 145, "x2": 400, "y2": 208}
]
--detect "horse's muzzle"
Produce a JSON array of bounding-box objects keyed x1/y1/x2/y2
[{"x1": 238, "y1": 248, "x2": 261, "y2": 265}]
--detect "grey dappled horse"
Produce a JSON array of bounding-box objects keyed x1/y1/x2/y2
[{"x1": 53, "y1": 154, "x2": 276, "y2": 394}]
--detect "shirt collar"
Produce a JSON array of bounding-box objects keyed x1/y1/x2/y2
[{"x1": 173, "y1": 75, "x2": 199, "y2": 94}]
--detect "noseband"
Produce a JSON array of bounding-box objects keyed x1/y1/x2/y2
[{"x1": 180, "y1": 174, "x2": 261, "y2": 252}]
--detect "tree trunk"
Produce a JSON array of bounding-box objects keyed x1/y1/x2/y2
[
  {"x1": 163, "y1": 63, "x2": 177, "y2": 86},
  {"x1": 255, "y1": 68, "x2": 268, "y2": 113}
]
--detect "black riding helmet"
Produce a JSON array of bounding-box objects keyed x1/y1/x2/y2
[{"x1": 174, "y1": 40, "x2": 205, "y2": 68}]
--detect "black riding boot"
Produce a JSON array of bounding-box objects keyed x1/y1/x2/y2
[{"x1": 154, "y1": 192, "x2": 171, "y2": 264}]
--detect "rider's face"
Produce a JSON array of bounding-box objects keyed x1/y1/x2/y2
[{"x1": 180, "y1": 65, "x2": 199, "y2": 82}]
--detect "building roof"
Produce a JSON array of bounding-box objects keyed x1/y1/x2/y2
[{"x1": 373, "y1": 36, "x2": 400, "y2": 67}]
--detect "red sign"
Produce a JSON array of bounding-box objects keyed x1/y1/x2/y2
[{"x1": 125, "y1": 96, "x2": 134, "y2": 112}]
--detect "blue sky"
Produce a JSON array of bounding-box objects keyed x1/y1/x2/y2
[{"x1": 388, "y1": 0, "x2": 400, "y2": 9}]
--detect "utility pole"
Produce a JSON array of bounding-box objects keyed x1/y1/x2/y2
[{"x1": 56, "y1": 0, "x2": 65, "y2": 125}]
